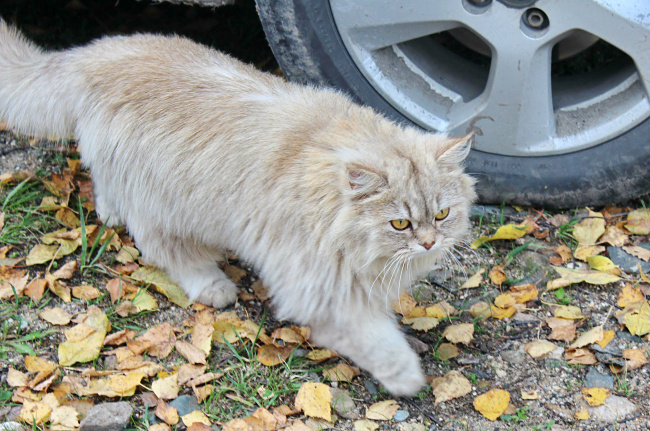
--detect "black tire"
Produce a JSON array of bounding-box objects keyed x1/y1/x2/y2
[{"x1": 255, "y1": 0, "x2": 650, "y2": 208}]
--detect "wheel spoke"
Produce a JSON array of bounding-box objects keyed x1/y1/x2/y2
[
  {"x1": 330, "y1": 0, "x2": 466, "y2": 50},
  {"x1": 568, "y1": 0, "x2": 650, "y2": 96}
]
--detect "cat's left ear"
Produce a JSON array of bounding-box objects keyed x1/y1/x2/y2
[
  {"x1": 436, "y1": 133, "x2": 473, "y2": 165},
  {"x1": 346, "y1": 165, "x2": 387, "y2": 198}
]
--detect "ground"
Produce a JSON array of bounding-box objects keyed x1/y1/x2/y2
[{"x1": 0, "y1": 1, "x2": 649, "y2": 431}]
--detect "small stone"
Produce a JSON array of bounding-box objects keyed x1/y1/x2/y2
[
  {"x1": 615, "y1": 331, "x2": 643, "y2": 343},
  {"x1": 330, "y1": 388, "x2": 357, "y2": 419},
  {"x1": 406, "y1": 335, "x2": 430, "y2": 354},
  {"x1": 607, "y1": 246, "x2": 650, "y2": 273},
  {"x1": 584, "y1": 368, "x2": 614, "y2": 390},
  {"x1": 587, "y1": 395, "x2": 638, "y2": 423},
  {"x1": 363, "y1": 381, "x2": 379, "y2": 395},
  {"x1": 398, "y1": 424, "x2": 425, "y2": 431},
  {"x1": 0, "y1": 422, "x2": 25, "y2": 431},
  {"x1": 168, "y1": 395, "x2": 200, "y2": 417},
  {"x1": 80, "y1": 402, "x2": 133, "y2": 431},
  {"x1": 500, "y1": 349, "x2": 526, "y2": 365},
  {"x1": 393, "y1": 410, "x2": 409, "y2": 422}
]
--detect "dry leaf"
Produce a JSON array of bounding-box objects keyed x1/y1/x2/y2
[
  {"x1": 402, "y1": 316, "x2": 439, "y2": 331},
  {"x1": 322, "y1": 363, "x2": 360, "y2": 382},
  {"x1": 156, "y1": 400, "x2": 180, "y2": 426},
  {"x1": 39, "y1": 307, "x2": 73, "y2": 325},
  {"x1": 574, "y1": 245, "x2": 606, "y2": 261},
  {"x1": 426, "y1": 301, "x2": 456, "y2": 318},
  {"x1": 430, "y1": 370, "x2": 472, "y2": 405},
  {"x1": 582, "y1": 388, "x2": 609, "y2": 406},
  {"x1": 509, "y1": 283, "x2": 538, "y2": 303},
  {"x1": 471, "y1": 224, "x2": 529, "y2": 249},
  {"x1": 257, "y1": 344, "x2": 294, "y2": 366},
  {"x1": 366, "y1": 400, "x2": 399, "y2": 421},
  {"x1": 550, "y1": 245, "x2": 573, "y2": 265},
  {"x1": 587, "y1": 255, "x2": 621, "y2": 276},
  {"x1": 442, "y1": 323, "x2": 474, "y2": 344},
  {"x1": 135, "y1": 323, "x2": 176, "y2": 358},
  {"x1": 622, "y1": 245, "x2": 650, "y2": 262},
  {"x1": 521, "y1": 390, "x2": 539, "y2": 400},
  {"x1": 623, "y1": 302, "x2": 650, "y2": 336},
  {"x1": 525, "y1": 340, "x2": 557, "y2": 359},
  {"x1": 554, "y1": 305, "x2": 585, "y2": 320},
  {"x1": 460, "y1": 268, "x2": 484, "y2": 289},
  {"x1": 596, "y1": 330, "x2": 615, "y2": 349},
  {"x1": 570, "y1": 326, "x2": 603, "y2": 349},
  {"x1": 549, "y1": 267, "x2": 620, "y2": 289},
  {"x1": 72, "y1": 285, "x2": 101, "y2": 300},
  {"x1": 354, "y1": 420, "x2": 379, "y2": 431},
  {"x1": 152, "y1": 373, "x2": 179, "y2": 400},
  {"x1": 392, "y1": 291, "x2": 417, "y2": 316},
  {"x1": 305, "y1": 349, "x2": 338, "y2": 362},
  {"x1": 175, "y1": 340, "x2": 207, "y2": 365},
  {"x1": 546, "y1": 317, "x2": 577, "y2": 342},
  {"x1": 488, "y1": 265, "x2": 507, "y2": 286},
  {"x1": 565, "y1": 348, "x2": 598, "y2": 365},
  {"x1": 435, "y1": 343, "x2": 460, "y2": 361},
  {"x1": 598, "y1": 225, "x2": 628, "y2": 247},
  {"x1": 26, "y1": 244, "x2": 61, "y2": 266},
  {"x1": 192, "y1": 323, "x2": 215, "y2": 355},
  {"x1": 625, "y1": 209, "x2": 650, "y2": 235},
  {"x1": 131, "y1": 266, "x2": 191, "y2": 308},
  {"x1": 494, "y1": 293, "x2": 516, "y2": 309},
  {"x1": 473, "y1": 389, "x2": 511, "y2": 421},
  {"x1": 575, "y1": 409, "x2": 590, "y2": 420},
  {"x1": 131, "y1": 290, "x2": 158, "y2": 312},
  {"x1": 618, "y1": 284, "x2": 645, "y2": 308},
  {"x1": 0, "y1": 271, "x2": 29, "y2": 299},
  {"x1": 622, "y1": 349, "x2": 648, "y2": 370},
  {"x1": 58, "y1": 307, "x2": 109, "y2": 366},
  {"x1": 103, "y1": 329, "x2": 136, "y2": 346},
  {"x1": 294, "y1": 382, "x2": 332, "y2": 422},
  {"x1": 7, "y1": 367, "x2": 29, "y2": 387},
  {"x1": 573, "y1": 210, "x2": 605, "y2": 246},
  {"x1": 181, "y1": 410, "x2": 211, "y2": 427},
  {"x1": 19, "y1": 399, "x2": 52, "y2": 425}
]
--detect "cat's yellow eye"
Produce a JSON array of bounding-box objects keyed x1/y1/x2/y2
[
  {"x1": 390, "y1": 219, "x2": 411, "y2": 230},
  {"x1": 435, "y1": 207, "x2": 450, "y2": 221}
]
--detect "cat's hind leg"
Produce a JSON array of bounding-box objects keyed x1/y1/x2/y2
[{"x1": 133, "y1": 227, "x2": 238, "y2": 308}]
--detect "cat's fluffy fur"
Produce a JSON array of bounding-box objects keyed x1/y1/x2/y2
[{"x1": 0, "y1": 21, "x2": 476, "y2": 395}]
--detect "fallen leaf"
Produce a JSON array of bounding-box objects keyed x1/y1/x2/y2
[
  {"x1": 442, "y1": 323, "x2": 474, "y2": 344},
  {"x1": 509, "y1": 283, "x2": 538, "y2": 303},
  {"x1": 570, "y1": 326, "x2": 603, "y2": 349},
  {"x1": 573, "y1": 210, "x2": 605, "y2": 246},
  {"x1": 47, "y1": 275, "x2": 71, "y2": 302},
  {"x1": 39, "y1": 307, "x2": 73, "y2": 325},
  {"x1": 575, "y1": 409, "x2": 590, "y2": 420},
  {"x1": 175, "y1": 340, "x2": 207, "y2": 365},
  {"x1": 617, "y1": 284, "x2": 645, "y2": 308},
  {"x1": 622, "y1": 245, "x2": 650, "y2": 262},
  {"x1": 19, "y1": 399, "x2": 52, "y2": 425},
  {"x1": 460, "y1": 268, "x2": 484, "y2": 289},
  {"x1": 271, "y1": 327, "x2": 305, "y2": 346},
  {"x1": 7, "y1": 367, "x2": 29, "y2": 387},
  {"x1": 621, "y1": 349, "x2": 648, "y2": 371},
  {"x1": 546, "y1": 317, "x2": 577, "y2": 342},
  {"x1": 152, "y1": 373, "x2": 179, "y2": 400},
  {"x1": 58, "y1": 307, "x2": 109, "y2": 366},
  {"x1": 322, "y1": 363, "x2": 360, "y2": 383},
  {"x1": 294, "y1": 382, "x2": 332, "y2": 421},
  {"x1": 582, "y1": 388, "x2": 609, "y2": 407},
  {"x1": 401, "y1": 316, "x2": 439, "y2": 331},
  {"x1": 131, "y1": 266, "x2": 191, "y2": 308},
  {"x1": 565, "y1": 348, "x2": 598, "y2": 365},
  {"x1": 473, "y1": 389, "x2": 511, "y2": 421},
  {"x1": 598, "y1": 225, "x2": 628, "y2": 247},
  {"x1": 574, "y1": 245, "x2": 606, "y2": 261},
  {"x1": 105, "y1": 278, "x2": 138, "y2": 303},
  {"x1": 525, "y1": 340, "x2": 557, "y2": 359},
  {"x1": 392, "y1": 291, "x2": 417, "y2": 316},
  {"x1": 50, "y1": 405, "x2": 80, "y2": 429},
  {"x1": 23, "y1": 278, "x2": 47, "y2": 302},
  {"x1": 176, "y1": 364, "x2": 207, "y2": 386},
  {"x1": 521, "y1": 390, "x2": 539, "y2": 400},
  {"x1": 134, "y1": 323, "x2": 176, "y2": 358},
  {"x1": 192, "y1": 323, "x2": 215, "y2": 355},
  {"x1": 549, "y1": 267, "x2": 620, "y2": 288},
  {"x1": 625, "y1": 209, "x2": 650, "y2": 235},
  {"x1": 587, "y1": 255, "x2": 621, "y2": 276},
  {"x1": 131, "y1": 290, "x2": 158, "y2": 313},
  {"x1": 72, "y1": 285, "x2": 101, "y2": 300},
  {"x1": 488, "y1": 265, "x2": 507, "y2": 286},
  {"x1": 554, "y1": 305, "x2": 585, "y2": 320},
  {"x1": 51, "y1": 260, "x2": 77, "y2": 280},
  {"x1": 25, "y1": 244, "x2": 61, "y2": 266},
  {"x1": 257, "y1": 344, "x2": 294, "y2": 366},
  {"x1": 181, "y1": 410, "x2": 211, "y2": 427},
  {"x1": 305, "y1": 349, "x2": 338, "y2": 362},
  {"x1": 435, "y1": 343, "x2": 460, "y2": 361},
  {"x1": 103, "y1": 329, "x2": 136, "y2": 346},
  {"x1": 430, "y1": 370, "x2": 472, "y2": 405},
  {"x1": 494, "y1": 293, "x2": 516, "y2": 309},
  {"x1": 0, "y1": 270, "x2": 29, "y2": 299},
  {"x1": 155, "y1": 400, "x2": 180, "y2": 426},
  {"x1": 471, "y1": 224, "x2": 529, "y2": 249},
  {"x1": 596, "y1": 330, "x2": 615, "y2": 349},
  {"x1": 623, "y1": 302, "x2": 650, "y2": 336},
  {"x1": 550, "y1": 245, "x2": 573, "y2": 265},
  {"x1": 354, "y1": 420, "x2": 379, "y2": 431},
  {"x1": 366, "y1": 399, "x2": 399, "y2": 421},
  {"x1": 115, "y1": 246, "x2": 139, "y2": 265},
  {"x1": 425, "y1": 301, "x2": 456, "y2": 318}
]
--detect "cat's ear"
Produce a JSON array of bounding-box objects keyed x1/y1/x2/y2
[
  {"x1": 346, "y1": 165, "x2": 387, "y2": 198},
  {"x1": 436, "y1": 134, "x2": 473, "y2": 165}
]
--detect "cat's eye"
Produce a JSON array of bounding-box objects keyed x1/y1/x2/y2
[
  {"x1": 435, "y1": 208, "x2": 450, "y2": 221},
  {"x1": 390, "y1": 219, "x2": 411, "y2": 230}
]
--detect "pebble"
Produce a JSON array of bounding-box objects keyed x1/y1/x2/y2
[
  {"x1": 616, "y1": 331, "x2": 643, "y2": 343},
  {"x1": 0, "y1": 422, "x2": 25, "y2": 431},
  {"x1": 584, "y1": 368, "x2": 614, "y2": 390},
  {"x1": 80, "y1": 402, "x2": 133, "y2": 431},
  {"x1": 500, "y1": 349, "x2": 526, "y2": 365},
  {"x1": 363, "y1": 381, "x2": 379, "y2": 395},
  {"x1": 329, "y1": 388, "x2": 357, "y2": 419},
  {"x1": 168, "y1": 395, "x2": 200, "y2": 417},
  {"x1": 393, "y1": 410, "x2": 409, "y2": 422},
  {"x1": 607, "y1": 246, "x2": 650, "y2": 273},
  {"x1": 587, "y1": 395, "x2": 638, "y2": 423}
]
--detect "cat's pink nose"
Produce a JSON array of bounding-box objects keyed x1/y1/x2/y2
[{"x1": 422, "y1": 242, "x2": 434, "y2": 250}]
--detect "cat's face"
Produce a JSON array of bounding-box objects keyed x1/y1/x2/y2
[{"x1": 343, "y1": 133, "x2": 476, "y2": 264}]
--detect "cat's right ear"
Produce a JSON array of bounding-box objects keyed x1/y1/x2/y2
[
  {"x1": 436, "y1": 133, "x2": 473, "y2": 165},
  {"x1": 346, "y1": 166, "x2": 387, "y2": 199}
]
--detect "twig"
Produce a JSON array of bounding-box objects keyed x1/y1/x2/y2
[{"x1": 400, "y1": 396, "x2": 441, "y2": 425}]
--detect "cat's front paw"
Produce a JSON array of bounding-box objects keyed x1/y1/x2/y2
[
  {"x1": 185, "y1": 275, "x2": 238, "y2": 309},
  {"x1": 373, "y1": 350, "x2": 426, "y2": 396}
]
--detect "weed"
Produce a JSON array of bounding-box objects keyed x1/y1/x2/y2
[{"x1": 500, "y1": 405, "x2": 529, "y2": 422}]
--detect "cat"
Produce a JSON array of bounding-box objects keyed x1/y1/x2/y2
[{"x1": 0, "y1": 21, "x2": 476, "y2": 395}]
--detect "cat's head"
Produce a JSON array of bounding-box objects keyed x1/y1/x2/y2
[{"x1": 334, "y1": 119, "x2": 476, "y2": 266}]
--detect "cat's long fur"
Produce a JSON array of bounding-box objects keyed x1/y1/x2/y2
[{"x1": 0, "y1": 21, "x2": 476, "y2": 395}]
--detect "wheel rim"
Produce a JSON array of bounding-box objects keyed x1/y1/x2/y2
[{"x1": 330, "y1": 0, "x2": 650, "y2": 156}]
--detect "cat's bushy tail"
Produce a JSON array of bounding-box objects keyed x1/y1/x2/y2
[{"x1": 0, "y1": 19, "x2": 81, "y2": 138}]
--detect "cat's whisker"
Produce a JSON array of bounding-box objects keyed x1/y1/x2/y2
[
  {"x1": 386, "y1": 254, "x2": 408, "y2": 310},
  {"x1": 368, "y1": 253, "x2": 402, "y2": 310}
]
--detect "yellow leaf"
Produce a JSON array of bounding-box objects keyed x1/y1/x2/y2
[
  {"x1": 521, "y1": 390, "x2": 539, "y2": 400},
  {"x1": 354, "y1": 420, "x2": 379, "y2": 431},
  {"x1": 322, "y1": 363, "x2": 360, "y2": 383},
  {"x1": 72, "y1": 285, "x2": 101, "y2": 300},
  {"x1": 460, "y1": 268, "x2": 484, "y2": 289},
  {"x1": 24, "y1": 356, "x2": 56, "y2": 375},
  {"x1": 570, "y1": 326, "x2": 603, "y2": 349},
  {"x1": 58, "y1": 307, "x2": 109, "y2": 366},
  {"x1": 574, "y1": 245, "x2": 606, "y2": 261},
  {"x1": 546, "y1": 317, "x2": 577, "y2": 342},
  {"x1": 305, "y1": 349, "x2": 338, "y2": 362},
  {"x1": 575, "y1": 409, "x2": 590, "y2": 420},
  {"x1": 19, "y1": 400, "x2": 52, "y2": 425},
  {"x1": 257, "y1": 344, "x2": 294, "y2": 366},
  {"x1": 625, "y1": 209, "x2": 650, "y2": 235},
  {"x1": 582, "y1": 388, "x2": 610, "y2": 407},
  {"x1": 181, "y1": 411, "x2": 211, "y2": 427},
  {"x1": 131, "y1": 290, "x2": 159, "y2": 312},
  {"x1": 551, "y1": 267, "x2": 620, "y2": 287},
  {"x1": 623, "y1": 302, "x2": 650, "y2": 336},
  {"x1": 554, "y1": 305, "x2": 584, "y2": 320},
  {"x1": 435, "y1": 343, "x2": 460, "y2": 361},
  {"x1": 430, "y1": 370, "x2": 472, "y2": 405},
  {"x1": 392, "y1": 291, "x2": 417, "y2": 316},
  {"x1": 471, "y1": 224, "x2": 528, "y2": 249},
  {"x1": 442, "y1": 323, "x2": 474, "y2": 345},
  {"x1": 7, "y1": 367, "x2": 29, "y2": 387},
  {"x1": 38, "y1": 307, "x2": 72, "y2": 326},
  {"x1": 596, "y1": 330, "x2": 615, "y2": 349},
  {"x1": 622, "y1": 349, "x2": 649, "y2": 370},
  {"x1": 598, "y1": 225, "x2": 628, "y2": 247},
  {"x1": 525, "y1": 340, "x2": 557, "y2": 359},
  {"x1": 617, "y1": 284, "x2": 645, "y2": 308},
  {"x1": 622, "y1": 245, "x2": 650, "y2": 262},
  {"x1": 587, "y1": 255, "x2": 621, "y2": 276},
  {"x1": 175, "y1": 340, "x2": 207, "y2": 365},
  {"x1": 152, "y1": 373, "x2": 179, "y2": 400},
  {"x1": 509, "y1": 283, "x2": 539, "y2": 303},
  {"x1": 494, "y1": 293, "x2": 516, "y2": 309},
  {"x1": 51, "y1": 406, "x2": 80, "y2": 428},
  {"x1": 473, "y1": 389, "x2": 511, "y2": 421},
  {"x1": 366, "y1": 400, "x2": 399, "y2": 421},
  {"x1": 401, "y1": 316, "x2": 439, "y2": 331},
  {"x1": 192, "y1": 323, "x2": 215, "y2": 355},
  {"x1": 573, "y1": 210, "x2": 605, "y2": 246},
  {"x1": 565, "y1": 348, "x2": 598, "y2": 365},
  {"x1": 130, "y1": 266, "x2": 191, "y2": 308},
  {"x1": 51, "y1": 260, "x2": 78, "y2": 280},
  {"x1": 425, "y1": 301, "x2": 456, "y2": 319},
  {"x1": 26, "y1": 244, "x2": 61, "y2": 266},
  {"x1": 115, "y1": 246, "x2": 139, "y2": 264},
  {"x1": 488, "y1": 265, "x2": 507, "y2": 286},
  {"x1": 0, "y1": 272, "x2": 29, "y2": 299},
  {"x1": 294, "y1": 382, "x2": 332, "y2": 421}
]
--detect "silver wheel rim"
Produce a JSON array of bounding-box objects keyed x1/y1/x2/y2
[{"x1": 330, "y1": 0, "x2": 650, "y2": 156}]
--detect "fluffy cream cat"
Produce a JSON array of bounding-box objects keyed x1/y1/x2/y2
[{"x1": 0, "y1": 21, "x2": 476, "y2": 395}]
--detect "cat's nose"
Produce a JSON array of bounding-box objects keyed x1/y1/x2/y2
[{"x1": 422, "y1": 242, "x2": 435, "y2": 250}]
